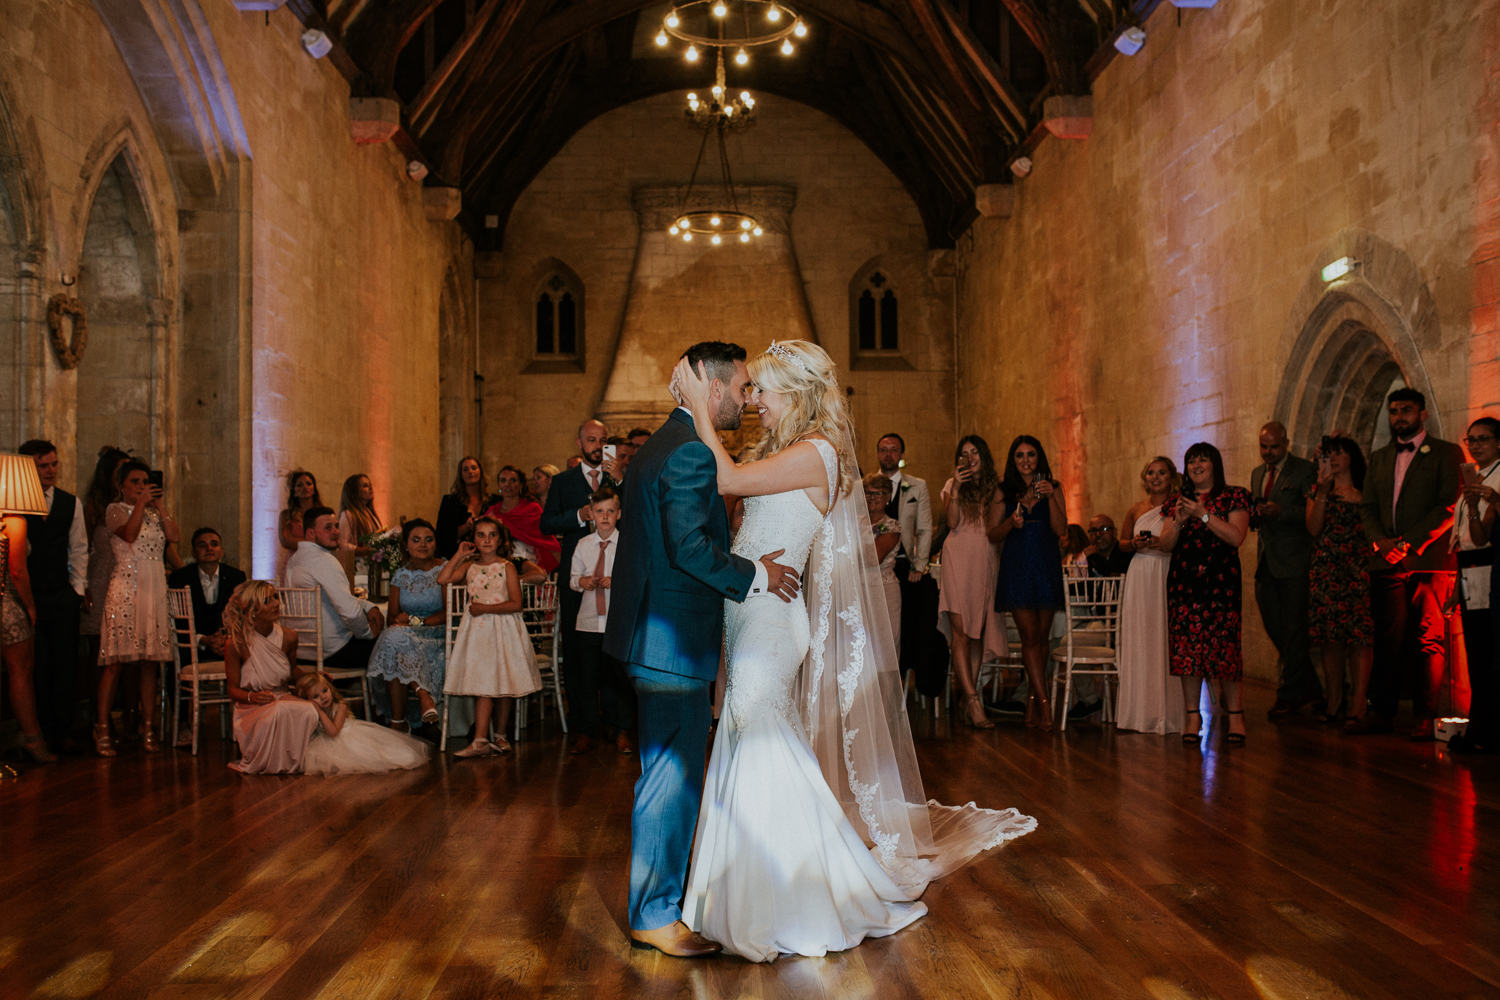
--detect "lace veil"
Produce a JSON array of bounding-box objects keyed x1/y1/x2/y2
[{"x1": 797, "y1": 433, "x2": 1037, "y2": 895}]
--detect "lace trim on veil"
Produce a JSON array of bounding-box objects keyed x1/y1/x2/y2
[{"x1": 797, "y1": 435, "x2": 1037, "y2": 895}]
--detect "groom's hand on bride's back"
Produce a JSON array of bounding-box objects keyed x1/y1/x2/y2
[{"x1": 760, "y1": 549, "x2": 800, "y2": 602}]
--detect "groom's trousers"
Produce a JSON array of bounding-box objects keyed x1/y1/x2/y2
[{"x1": 627, "y1": 664, "x2": 712, "y2": 932}]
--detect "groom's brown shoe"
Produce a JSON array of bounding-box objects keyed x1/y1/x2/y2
[{"x1": 629, "y1": 921, "x2": 722, "y2": 958}]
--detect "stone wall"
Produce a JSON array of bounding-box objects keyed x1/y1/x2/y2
[
  {"x1": 0, "y1": 0, "x2": 470, "y2": 574},
  {"x1": 955, "y1": 0, "x2": 1497, "y2": 682},
  {"x1": 480, "y1": 92, "x2": 955, "y2": 493}
]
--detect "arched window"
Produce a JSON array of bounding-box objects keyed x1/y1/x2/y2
[
  {"x1": 526, "y1": 262, "x2": 585, "y2": 373},
  {"x1": 850, "y1": 262, "x2": 908, "y2": 369}
]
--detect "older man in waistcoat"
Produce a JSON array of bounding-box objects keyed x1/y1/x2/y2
[{"x1": 19, "y1": 441, "x2": 88, "y2": 751}]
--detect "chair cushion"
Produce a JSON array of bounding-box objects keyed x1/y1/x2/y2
[{"x1": 179, "y1": 663, "x2": 228, "y2": 680}]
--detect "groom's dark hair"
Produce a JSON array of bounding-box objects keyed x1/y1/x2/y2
[{"x1": 682, "y1": 341, "x2": 747, "y2": 386}]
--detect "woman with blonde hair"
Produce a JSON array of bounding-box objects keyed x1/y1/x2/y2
[
  {"x1": 1115, "y1": 456, "x2": 1187, "y2": 734},
  {"x1": 223, "y1": 580, "x2": 320, "y2": 773},
  {"x1": 670, "y1": 340, "x2": 1034, "y2": 962},
  {"x1": 337, "y1": 474, "x2": 382, "y2": 588}
]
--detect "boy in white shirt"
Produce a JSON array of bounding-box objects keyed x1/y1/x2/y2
[{"x1": 567, "y1": 488, "x2": 637, "y2": 755}]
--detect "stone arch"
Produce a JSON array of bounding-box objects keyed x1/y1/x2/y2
[
  {"x1": 0, "y1": 61, "x2": 50, "y2": 450},
  {"x1": 75, "y1": 149, "x2": 167, "y2": 484},
  {"x1": 1273, "y1": 228, "x2": 1442, "y2": 458},
  {"x1": 71, "y1": 122, "x2": 169, "y2": 297},
  {"x1": 438, "y1": 264, "x2": 474, "y2": 479}
]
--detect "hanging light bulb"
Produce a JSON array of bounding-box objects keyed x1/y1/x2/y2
[
  {"x1": 683, "y1": 232, "x2": 693, "y2": 241},
  {"x1": 740, "y1": 232, "x2": 750, "y2": 242},
  {"x1": 740, "y1": 219, "x2": 752, "y2": 229},
  {"x1": 711, "y1": 234, "x2": 722, "y2": 244},
  {"x1": 740, "y1": 91, "x2": 751, "y2": 103},
  {"x1": 745, "y1": 95, "x2": 755, "y2": 107},
  {"x1": 793, "y1": 20, "x2": 807, "y2": 37},
  {"x1": 735, "y1": 48, "x2": 749, "y2": 65},
  {"x1": 669, "y1": 225, "x2": 680, "y2": 235},
  {"x1": 665, "y1": 10, "x2": 679, "y2": 27},
  {"x1": 679, "y1": 218, "x2": 690, "y2": 229},
  {"x1": 686, "y1": 44, "x2": 699, "y2": 61},
  {"x1": 724, "y1": 105, "x2": 734, "y2": 116},
  {"x1": 712, "y1": 84, "x2": 723, "y2": 96},
  {"x1": 753, "y1": 226, "x2": 763, "y2": 235},
  {"x1": 656, "y1": 31, "x2": 669, "y2": 46},
  {"x1": 767, "y1": 5, "x2": 781, "y2": 21},
  {"x1": 713, "y1": 2, "x2": 727, "y2": 14},
  {"x1": 780, "y1": 39, "x2": 793, "y2": 55},
  {"x1": 710, "y1": 216, "x2": 721, "y2": 226}
]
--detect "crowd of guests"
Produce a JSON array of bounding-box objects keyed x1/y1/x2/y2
[
  {"x1": 926, "y1": 387, "x2": 1496, "y2": 751},
  {"x1": 4, "y1": 387, "x2": 1493, "y2": 773}
]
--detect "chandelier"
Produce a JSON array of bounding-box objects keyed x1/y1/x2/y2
[
  {"x1": 655, "y1": 1, "x2": 807, "y2": 66},
  {"x1": 668, "y1": 99, "x2": 763, "y2": 246},
  {"x1": 686, "y1": 50, "x2": 755, "y2": 129}
]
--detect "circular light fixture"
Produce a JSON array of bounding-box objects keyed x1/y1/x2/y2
[
  {"x1": 660, "y1": 1, "x2": 806, "y2": 68},
  {"x1": 669, "y1": 210, "x2": 763, "y2": 245}
]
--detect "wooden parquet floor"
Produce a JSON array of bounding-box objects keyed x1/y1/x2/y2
[{"x1": 1, "y1": 686, "x2": 1497, "y2": 1000}]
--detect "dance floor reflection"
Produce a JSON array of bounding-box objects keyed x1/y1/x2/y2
[{"x1": 1, "y1": 685, "x2": 1495, "y2": 999}]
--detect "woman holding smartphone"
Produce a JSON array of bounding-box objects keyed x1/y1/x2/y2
[
  {"x1": 1306, "y1": 435, "x2": 1375, "y2": 726},
  {"x1": 988, "y1": 436, "x2": 1067, "y2": 731},
  {"x1": 1115, "y1": 456, "x2": 1186, "y2": 735},
  {"x1": 94, "y1": 459, "x2": 178, "y2": 756},
  {"x1": 937, "y1": 435, "x2": 1008, "y2": 728}
]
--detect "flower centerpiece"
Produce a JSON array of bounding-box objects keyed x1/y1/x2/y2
[{"x1": 363, "y1": 524, "x2": 404, "y2": 599}]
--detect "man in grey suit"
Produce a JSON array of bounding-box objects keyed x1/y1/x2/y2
[
  {"x1": 875, "y1": 435, "x2": 933, "y2": 648},
  {"x1": 1251, "y1": 421, "x2": 1321, "y2": 719},
  {"x1": 1355, "y1": 388, "x2": 1463, "y2": 740},
  {"x1": 604, "y1": 341, "x2": 799, "y2": 957}
]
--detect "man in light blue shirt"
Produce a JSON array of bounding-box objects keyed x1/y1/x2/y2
[{"x1": 284, "y1": 506, "x2": 384, "y2": 670}]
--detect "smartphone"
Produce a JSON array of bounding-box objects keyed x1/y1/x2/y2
[
  {"x1": 147, "y1": 469, "x2": 164, "y2": 492},
  {"x1": 602, "y1": 444, "x2": 617, "y2": 463},
  {"x1": 1139, "y1": 529, "x2": 1153, "y2": 541},
  {"x1": 1462, "y1": 462, "x2": 1482, "y2": 488},
  {"x1": 1318, "y1": 455, "x2": 1332, "y2": 479}
]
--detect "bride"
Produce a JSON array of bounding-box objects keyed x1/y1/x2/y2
[{"x1": 672, "y1": 339, "x2": 1036, "y2": 963}]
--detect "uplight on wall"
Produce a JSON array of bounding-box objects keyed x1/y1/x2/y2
[
  {"x1": 1114, "y1": 26, "x2": 1146, "y2": 56},
  {"x1": 301, "y1": 29, "x2": 332, "y2": 58},
  {"x1": 1321, "y1": 256, "x2": 1358, "y2": 282}
]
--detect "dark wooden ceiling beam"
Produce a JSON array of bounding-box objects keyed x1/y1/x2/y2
[
  {"x1": 995, "y1": 0, "x2": 1077, "y2": 94},
  {"x1": 928, "y1": 0, "x2": 1030, "y2": 139},
  {"x1": 407, "y1": 0, "x2": 525, "y2": 125},
  {"x1": 342, "y1": 0, "x2": 446, "y2": 93}
]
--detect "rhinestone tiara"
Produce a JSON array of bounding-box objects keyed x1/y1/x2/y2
[{"x1": 766, "y1": 339, "x2": 811, "y2": 373}]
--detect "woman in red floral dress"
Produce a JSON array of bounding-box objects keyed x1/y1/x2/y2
[
  {"x1": 1159, "y1": 443, "x2": 1253, "y2": 745},
  {"x1": 1305, "y1": 435, "x2": 1374, "y2": 727}
]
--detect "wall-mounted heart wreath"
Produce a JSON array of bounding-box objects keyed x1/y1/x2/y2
[{"x1": 47, "y1": 293, "x2": 88, "y2": 370}]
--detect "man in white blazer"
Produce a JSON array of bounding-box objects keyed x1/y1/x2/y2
[{"x1": 876, "y1": 434, "x2": 933, "y2": 664}]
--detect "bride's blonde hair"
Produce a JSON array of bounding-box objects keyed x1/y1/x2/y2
[{"x1": 747, "y1": 340, "x2": 856, "y2": 497}]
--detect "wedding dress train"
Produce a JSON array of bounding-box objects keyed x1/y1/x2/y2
[{"x1": 683, "y1": 439, "x2": 1035, "y2": 962}]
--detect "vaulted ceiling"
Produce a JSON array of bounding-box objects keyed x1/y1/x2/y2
[{"x1": 285, "y1": 0, "x2": 1163, "y2": 248}]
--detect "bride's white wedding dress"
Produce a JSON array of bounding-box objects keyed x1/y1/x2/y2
[{"x1": 683, "y1": 439, "x2": 1036, "y2": 962}]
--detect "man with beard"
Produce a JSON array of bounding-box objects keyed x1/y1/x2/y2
[
  {"x1": 1355, "y1": 388, "x2": 1463, "y2": 739},
  {"x1": 543, "y1": 418, "x2": 621, "y2": 752}
]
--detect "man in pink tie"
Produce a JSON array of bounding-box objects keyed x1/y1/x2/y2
[
  {"x1": 1355, "y1": 388, "x2": 1464, "y2": 739},
  {"x1": 542, "y1": 419, "x2": 623, "y2": 742},
  {"x1": 566, "y1": 488, "x2": 635, "y2": 755}
]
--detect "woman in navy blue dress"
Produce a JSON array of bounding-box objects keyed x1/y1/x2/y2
[{"x1": 990, "y1": 435, "x2": 1067, "y2": 731}]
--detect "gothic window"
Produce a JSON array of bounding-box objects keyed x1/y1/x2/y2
[
  {"x1": 855, "y1": 271, "x2": 897, "y2": 353},
  {"x1": 526, "y1": 263, "x2": 586, "y2": 373},
  {"x1": 535, "y1": 272, "x2": 581, "y2": 358}
]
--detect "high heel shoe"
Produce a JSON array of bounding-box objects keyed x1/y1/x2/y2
[
  {"x1": 141, "y1": 720, "x2": 161, "y2": 753},
  {"x1": 20, "y1": 735, "x2": 58, "y2": 764},
  {"x1": 1034, "y1": 698, "x2": 1054, "y2": 733},
  {"x1": 1225, "y1": 710, "x2": 1246, "y2": 746},
  {"x1": 93, "y1": 723, "x2": 117, "y2": 757},
  {"x1": 962, "y1": 693, "x2": 995, "y2": 729},
  {"x1": 1182, "y1": 710, "x2": 1203, "y2": 744}
]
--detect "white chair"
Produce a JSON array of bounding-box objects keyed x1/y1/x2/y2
[
  {"x1": 514, "y1": 580, "x2": 568, "y2": 741},
  {"x1": 276, "y1": 585, "x2": 372, "y2": 719},
  {"x1": 1049, "y1": 575, "x2": 1125, "y2": 731},
  {"x1": 440, "y1": 583, "x2": 468, "y2": 749},
  {"x1": 167, "y1": 587, "x2": 231, "y2": 754}
]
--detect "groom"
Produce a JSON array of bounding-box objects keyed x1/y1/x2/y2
[{"x1": 604, "y1": 340, "x2": 800, "y2": 957}]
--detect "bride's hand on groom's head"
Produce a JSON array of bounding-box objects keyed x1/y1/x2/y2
[{"x1": 671, "y1": 357, "x2": 711, "y2": 411}]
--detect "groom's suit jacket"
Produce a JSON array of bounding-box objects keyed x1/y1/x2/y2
[{"x1": 604, "y1": 408, "x2": 756, "y2": 681}]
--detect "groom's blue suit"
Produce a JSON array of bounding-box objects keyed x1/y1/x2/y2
[{"x1": 604, "y1": 408, "x2": 756, "y2": 931}]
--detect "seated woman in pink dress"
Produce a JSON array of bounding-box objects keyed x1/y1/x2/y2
[
  {"x1": 224, "y1": 580, "x2": 320, "y2": 773},
  {"x1": 483, "y1": 465, "x2": 561, "y2": 573}
]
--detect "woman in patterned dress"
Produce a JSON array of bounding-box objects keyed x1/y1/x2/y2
[
  {"x1": 94, "y1": 460, "x2": 179, "y2": 756},
  {"x1": 1158, "y1": 443, "x2": 1252, "y2": 745},
  {"x1": 367, "y1": 519, "x2": 449, "y2": 729},
  {"x1": 1305, "y1": 435, "x2": 1374, "y2": 726}
]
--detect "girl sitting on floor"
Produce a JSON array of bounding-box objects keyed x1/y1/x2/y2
[{"x1": 295, "y1": 670, "x2": 431, "y2": 775}]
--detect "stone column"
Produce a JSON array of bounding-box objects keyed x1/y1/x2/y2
[{"x1": 596, "y1": 184, "x2": 815, "y2": 432}]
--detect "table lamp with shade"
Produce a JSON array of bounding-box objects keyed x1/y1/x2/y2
[{"x1": 0, "y1": 454, "x2": 49, "y2": 601}]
